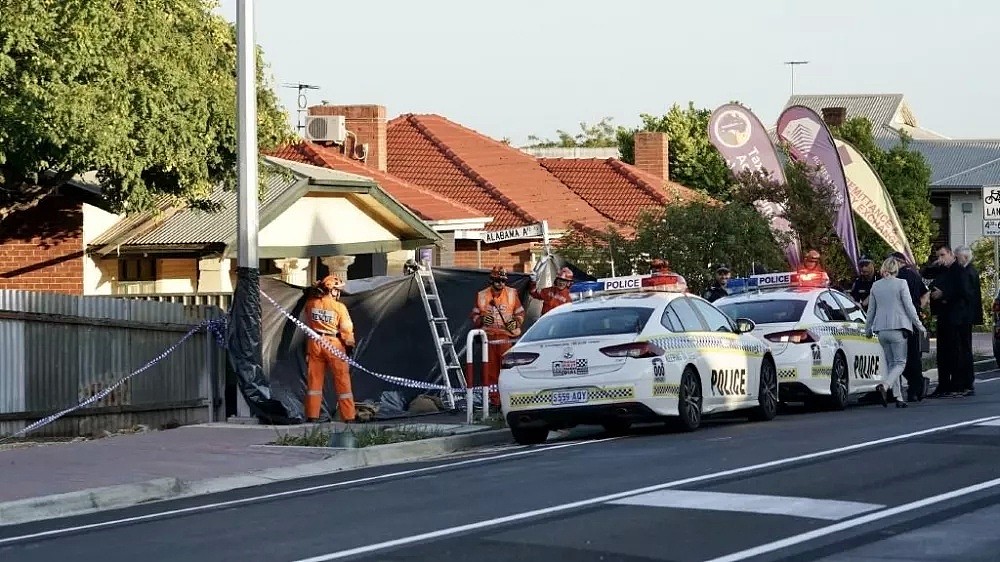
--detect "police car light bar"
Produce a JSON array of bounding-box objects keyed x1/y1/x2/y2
[
  {"x1": 725, "y1": 270, "x2": 829, "y2": 295},
  {"x1": 569, "y1": 273, "x2": 687, "y2": 300}
]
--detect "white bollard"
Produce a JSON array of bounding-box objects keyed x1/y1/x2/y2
[{"x1": 466, "y1": 329, "x2": 489, "y2": 423}]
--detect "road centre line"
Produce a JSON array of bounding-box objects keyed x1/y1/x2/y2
[
  {"x1": 288, "y1": 414, "x2": 1000, "y2": 562},
  {"x1": 703, "y1": 476, "x2": 1000, "y2": 562},
  {"x1": 0, "y1": 436, "x2": 624, "y2": 546}
]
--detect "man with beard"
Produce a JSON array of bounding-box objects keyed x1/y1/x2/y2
[{"x1": 926, "y1": 246, "x2": 973, "y2": 398}]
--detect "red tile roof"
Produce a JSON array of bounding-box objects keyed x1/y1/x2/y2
[
  {"x1": 538, "y1": 158, "x2": 704, "y2": 224},
  {"x1": 267, "y1": 142, "x2": 485, "y2": 222},
  {"x1": 387, "y1": 114, "x2": 611, "y2": 231}
]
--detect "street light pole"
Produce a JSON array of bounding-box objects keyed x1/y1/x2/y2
[
  {"x1": 237, "y1": 0, "x2": 258, "y2": 269},
  {"x1": 784, "y1": 61, "x2": 809, "y2": 95}
]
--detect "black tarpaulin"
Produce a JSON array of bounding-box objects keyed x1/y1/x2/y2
[
  {"x1": 226, "y1": 267, "x2": 292, "y2": 423},
  {"x1": 241, "y1": 256, "x2": 592, "y2": 423}
]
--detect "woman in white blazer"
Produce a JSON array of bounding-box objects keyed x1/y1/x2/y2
[{"x1": 865, "y1": 257, "x2": 927, "y2": 408}]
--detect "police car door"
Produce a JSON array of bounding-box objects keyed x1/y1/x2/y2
[
  {"x1": 661, "y1": 298, "x2": 717, "y2": 409},
  {"x1": 832, "y1": 290, "x2": 884, "y2": 387},
  {"x1": 684, "y1": 297, "x2": 752, "y2": 410}
]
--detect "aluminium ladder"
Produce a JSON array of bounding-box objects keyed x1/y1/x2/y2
[{"x1": 414, "y1": 265, "x2": 466, "y2": 409}]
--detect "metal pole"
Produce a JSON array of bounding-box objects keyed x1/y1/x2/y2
[
  {"x1": 994, "y1": 236, "x2": 998, "y2": 295},
  {"x1": 237, "y1": 0, "x2": 258, "y2": 268},
  {"x1": 476, "y1": 238, "x2": 482, "y2": 269}
]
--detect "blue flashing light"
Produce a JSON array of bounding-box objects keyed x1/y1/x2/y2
[{"x1": 569, "y1": 281, "x2": 604, "y2": 294}]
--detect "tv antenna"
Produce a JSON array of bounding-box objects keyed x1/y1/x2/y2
[
  {"x1": 281, "y1": 83, "x2": 321, "y2": 133},
  {"x1": 783, "y1": 61, "x2": 809, "y2": 95}
]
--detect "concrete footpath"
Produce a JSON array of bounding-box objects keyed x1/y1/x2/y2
[{"x1": 0, "y1": 415, "x2": 511, "y2": 527}]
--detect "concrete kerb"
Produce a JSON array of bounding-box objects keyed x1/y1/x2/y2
[
  {"x1": 0, "y1": 428, "x2": 512, "y2": 528},
  {"x1": 922, "y1": 358, "x2": 997, "y2": 381}
]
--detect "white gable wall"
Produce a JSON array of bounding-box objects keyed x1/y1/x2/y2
[{"x1": 258, "y1": 195, "x2": 398, "y2": 248}]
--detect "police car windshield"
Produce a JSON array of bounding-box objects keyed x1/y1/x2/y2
[
  {"x1": 717, "y1": 299, "x2": 807, "y2": 325},
  {"x1": 519, "y1": 307, "x2": 655, "y2": 343}
]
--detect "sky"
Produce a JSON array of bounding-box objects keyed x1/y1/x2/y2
[{"x1": 215, "y1": 0, "x2": 998, "y2": 146}]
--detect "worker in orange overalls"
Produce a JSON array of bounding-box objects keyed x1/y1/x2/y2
[
  {"x1": 470, "y1": 266, "x2": 525, "y2": 405},
  {"x1": 529, "y1": 266, "x2": 574, "y2": 315},
  {"x1": 304, "y1": 275, "x2": 357, "y2": 423}
]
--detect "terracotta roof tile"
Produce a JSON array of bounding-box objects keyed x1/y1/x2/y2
[
  {"x1": 539, "y1": 158, "x2": 704, "y2": 224},
  {"x1": 267, "y1": 142, "x2": 485, "y2": 222},
  {"x1": 387, "y1": 114, "x2": 610, "y2": 231}
]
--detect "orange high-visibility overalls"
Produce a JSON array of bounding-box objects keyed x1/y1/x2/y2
[
  {"x1": 305, "y1": 294, "x2": 357, "y2": 421},
  {"x1": 469, "y1": 286, "x2": 524, "y2": 404},
  {"x1": 529, "y1": 283, "x2": 572, "y2": 316}
]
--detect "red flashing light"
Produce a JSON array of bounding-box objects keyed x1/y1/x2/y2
[
  {"x1": 640, "y1": 274, "x2": 687, "y2": 292},
  {"x1": 792, "y1": 270, "x2": 830, "y2": 288}
]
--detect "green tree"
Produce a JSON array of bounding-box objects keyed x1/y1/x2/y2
[
  {"x1": 831, "y1": 117, "x2": 934, "y2": 262},
  {"x1": 556, "y1": 199, "x2": 787, "y2": 293},
  {"x1": 526, "y1": 116, "x2": 621, "y2": 148},
  {"x1": 0, "y1": 0, "x2": 294, "y2": 223},
  {"x1": 617, "y1": 102, "x2": 733, "y2": 200},
  {"x1": 972, "y1": 238, "x2": 996, "y2": 330}
]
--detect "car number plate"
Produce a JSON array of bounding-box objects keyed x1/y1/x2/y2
[
  {"x1": 552, "y1": 359, "x2": 588, "y2": 376},
  {"x1": 550, "y1": 389, "x2": 589, "y2": 406}
]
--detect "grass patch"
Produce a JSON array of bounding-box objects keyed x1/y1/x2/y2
[
  {"x1": 271, "y1": 423, "x2": 448, "y2": 448},
  {"x1": 481, "y1": 414, "x2": 507, "y2": 430},
  {"x1": 921, "y1": 353, "x2": 995, "y2": 371}
]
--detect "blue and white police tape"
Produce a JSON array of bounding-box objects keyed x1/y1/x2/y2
[
  {"x1": 1, "y1": 317, "x2": 228, "y2": 441},
  {"x1": 260, "y1": 290, "x2": 499, "y2": 394}
]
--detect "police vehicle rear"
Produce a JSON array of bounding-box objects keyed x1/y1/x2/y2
[
  {"x1": 497, "y1": 273, "x2": 779, "y2": 445},
  {"x1": 713, "y1": 271, "x2": 886, "y2": 410}
]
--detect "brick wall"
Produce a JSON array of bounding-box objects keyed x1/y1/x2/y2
[
  {"x1": 434, "y1": 232, "x2": 456, "y2": 267},
  {"x1": 0, "y1": 196, "x2": 85, "y2": 294},
  {"x1": 308, "y1": 104, "x2": 388, "y2": 172},
  {"x1": 454, "y1": 240, "x2": 537, "y2": 272},
  {"x1": 634, "y1": 131, "x2": 669, "y2": 180}
]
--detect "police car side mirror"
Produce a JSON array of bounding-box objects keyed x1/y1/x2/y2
[{"x1": 735, "y1": 318, "x2": 756, "y2": 334}]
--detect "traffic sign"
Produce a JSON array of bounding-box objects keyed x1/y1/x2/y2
[
  {"x1": 985, "y1": 219, "x2": 1000, "y2": 236},
  {"x1": 983, "y1": 186, "x2": 1000, "y2": 220}
]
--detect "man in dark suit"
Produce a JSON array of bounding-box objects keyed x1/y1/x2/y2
[
  {"x1": 889, "y1": 252, "x2": 929, "y2": 400},
  {"x1": 955, "y1": 245, "x2": 983, "y2": 396},
  {"x1": 927, "y1": 246, "x2": 973, "y2": 398}
]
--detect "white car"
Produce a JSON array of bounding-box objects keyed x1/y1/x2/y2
[
  {"x1": 498, "y1": 274, "x2": 779, "y2": 445},
  {"x1": 713, "y1": 271, "x2": 886, "y2": 410}
]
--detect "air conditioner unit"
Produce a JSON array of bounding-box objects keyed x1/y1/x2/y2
[{"x1": 305, "y1": 115, "x2": 347, "y2": 143}]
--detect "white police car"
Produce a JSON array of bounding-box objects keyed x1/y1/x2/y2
[
  {"x1": 498, "y1": 273, "x2": 779, "y2": 445},
  {"x1": 713, "y1": 271, "x2": 885, "y2": 410}
]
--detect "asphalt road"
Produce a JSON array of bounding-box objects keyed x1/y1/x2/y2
[{"x1": 2, "y1": 372, "x2": 999, "y2": 562}]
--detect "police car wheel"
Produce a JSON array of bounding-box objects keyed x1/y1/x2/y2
[
  {"x1": 675, "y1": 366, "x2": 703, "y2": 432},
  {"x1": 511, "y1": 425, "x2": 549, "y2": 445},
  {"x1": 829, "y1": 352, "x2": 850, "y2": 411},
  {"x1": 749, "y1": 356, "x2": 778, "y2": 422}
]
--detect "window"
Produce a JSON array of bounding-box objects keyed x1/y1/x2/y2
[
  {"x1": 717, "y1": 299, "x2": 807, "y2": 325},
  {"x1": 519, "y1": 307, "x2": 655, "y2": 343},
  {"x1": 815, "y1": 291, "x2": 847, "y2": 322},
  {"x1": 833, "y1": 291, "x2": 866, "y2": 323},
  {"x1": 689, "y1": 298, "x2": 736, "y2": 332},
  {"x1": 118, "y1": 258, "x2": 156, "y2": 282},
  {"x1": 661, "y1": 299, "x2": 705, "y2": 332}
]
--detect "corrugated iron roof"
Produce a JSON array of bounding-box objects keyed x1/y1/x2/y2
[
  {"x1": 90, "y1": 168, "x2": 306, "y2": 248},
  {"x1": 783, "y1": 94, "x2": 905, "y2": 128}
]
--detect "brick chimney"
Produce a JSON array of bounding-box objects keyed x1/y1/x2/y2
[
  {"x1": 633, "y1": 131, "x2": 669, "y2": 180},
  {"x1": 307, "y1": 104, "x2": 387, "y2": 172},
  {"x1": 821, "y1": 107, "x2": 847, "y2": 128}
]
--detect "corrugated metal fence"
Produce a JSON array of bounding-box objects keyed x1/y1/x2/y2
[{"x1": 0, "y1": 290, "x2": 226, "y2": 437}]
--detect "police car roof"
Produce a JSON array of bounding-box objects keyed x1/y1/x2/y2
[
  {"x1": 716, "y1": 287, "x2": 826, "y2": 304},
  {"x1": 560, "y1": 290, "x2": 681, "y2": 311}
]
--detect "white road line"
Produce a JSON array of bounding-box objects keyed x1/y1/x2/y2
[
  {"x1": 978, "y1": 376, "x2": 1000, "y2": 383},
  {"x1": 975, "y1": 418, "x2": 1000, "y2": 426},
  {"x1": 703, "y1": 476, "x2": 1000, "y2": 562},
  {"x1": 607, "y1": 490, "x2": 883, "y2": 521},
  {"x1": 0, "y1": 436, "x2": 624, "y2": 546},
  {"x1": 287, "y1": 414, "x2": 1000, "y2": 562}
]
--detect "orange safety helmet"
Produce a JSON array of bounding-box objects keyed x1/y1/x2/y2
[
  {"x1": 555, "y1": 267, "x2": 574, "y2": 282},
  {"x1": 650, "y1": 258, "x2": 670, "y2": 273},
  {"x1": 319, "y1": 275, "x2": 346, "y2": 292},
  {"x1": 489, "y1": 265, "x2": 507, "y2": 282},
  {"x1": 804, "y1": 250, "x2": 821, "y2": 262}
]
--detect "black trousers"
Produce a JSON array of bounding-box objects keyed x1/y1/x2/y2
[
  {"x1": 902, "y1": 326, "x2": 924, "y2": 399},
  {"x1": 937, "y1": 324, "x2": 972, "y2": 393}
]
